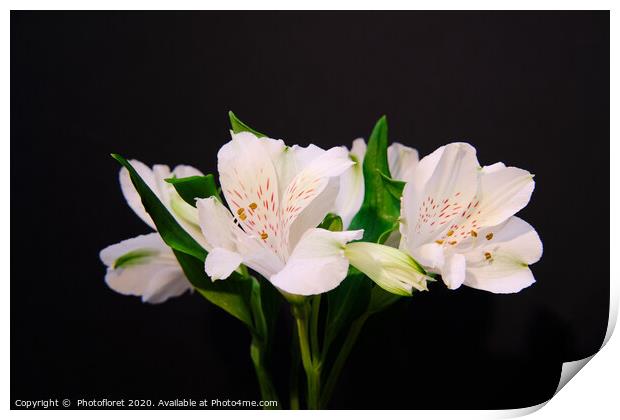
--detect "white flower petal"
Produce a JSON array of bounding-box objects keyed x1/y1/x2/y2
[
  {"x1": 263, "y1": 138, "x2": 294, "y2": 196},
  {"x1": 119, "y1": 160, "x2": 161, "y2": 230},
  {"x1": 282, "y1": 146, "x2": 353, "y2": 252},
  {"x1": 442, "y1": 253, "x2": 466, "y2": 290},
  {"x1": 463, "y1": 217, "x2": 542, "y2": 293},
  {"x1": 140, "y1": 268, "x2": 192, "y2": 304},
  {"x1": 172, "y1": 164, "x2": 204, "y2": 178},
  {"x1": 152, "y1": 164, "x2": 173, "y2": 205},
  {"x1": 481, "y1": 162, "x2": 506, "y2": 174},
  {"x1": 350, "y1": 138, "x2": 367, "y2": 160},
  {"x1": 401, "y1": 143, "x2": 480, "y2": 250},
  {"x1": 466, "y1": 264, "x2": 536, "y2": 294},
  {"x1": 334, "y1": 139, "x2": 366, "y2": 228},
  {"x1": 388, "y1": 142, "x2": 419, "y2": 183},
  {"x1": 474, "y1": 166, "x2": 535, "y2": 228},
  {"x1": 170, "y1": 192, "x2": 201, "y2": 227},
  {"x1": 289, "y1": 178, "x2": 341, "y2": 248},
  {"x1": 196, "y1": 197, "x2": 239, "y2": 250},
  {"x1": 410, "y1": 242, "x2": 445, "y2": 271},
  {"x1": 405, "y1": 145, "x2": 446, "y2": 197},
  {"x1": 205, "y1": 247, "x2": 243, "y2": 280},
  {"x1": 269, "y1": 228, "x2": 363, "y2": 295},
  {"x1": 234, "y1": 233, "x2": 286, "y2": 280},
  {"x1": 268, "y1": 142, "x2": 337, "y2": 201},
  {"x1": 99, "y1": 233, "x2": 190, "y2": 304},
  {"x1": 345, "y1": 241, "x2": 428, "y2": 296}
]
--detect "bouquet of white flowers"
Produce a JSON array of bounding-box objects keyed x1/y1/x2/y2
[{"x1": 100, "y1": 112, "x2": 542, "y2": 409}]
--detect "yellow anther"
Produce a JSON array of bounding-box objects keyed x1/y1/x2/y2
[
  {"x1": 249, "y1": 202, "x2": 258, "y2": 210},
  {"x1": 447, "y1": 230, "x2": 454, "y2": 237},
  {"x1": 435, "y1": 240, "x2": 444, "y2": 245},
  {"x1": 484, "y1": 252, "x2": 492, "y2": 260},
  {"x1": 486, "y1": 233, "x2": 493, "y2": 241},
  {"x1": 238, "y1": 213, "x2": 247, "y2": 221},
  {"x1": 470, "y1": 230, "x2": 478, "y2": 237},
  {"x1": 260, "y1": 231, "x2": 268, "y2": 240},
  {"x1": 448, "y1": 240, "x2": 457, "y2": 245},
  {"x1": 237, "y1": 208, "x2": 245, "y2": 216}
]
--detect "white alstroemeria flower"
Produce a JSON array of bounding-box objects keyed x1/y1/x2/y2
[
  {"x1": 334, "y1": 138, "x2": 419, "y2": 228},
  {"x1": 400, "y1": 142, "x2": 542, "y2": 293},
  {"x1": 344, "y1": 242, "x2": 429, "y2": 296},
  {"x1": 100, "y1": 161, "x2": 207, "y2": 303},
  {"x1": 196, "y1": 132, "x2": 363, "y2": 296}
]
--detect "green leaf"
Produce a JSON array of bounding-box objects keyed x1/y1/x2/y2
[
  {"x1": 349, "y1": 116, "x2": 401, "y2": 244},
  {"x1": 174, "y1": 250, "x2": 255, "y2": 328},
  {"x1": 165, "y1": 174, "x2": 220, "y2": 207},
  {"x1": 318, "y1": 213, "x2": 343, "y2": 232},
  {"x1": 111, "y1": 154, "x2": 207, "y2": 261},
  {"x1": 250, "y1": 279, "x2": 268, "y2": 338},
  {"x1": 229, "y1": 111, "x2": 267, "y2": 137},
  {"x1": 250, "y1": 277, "x2": 281, "y2": 342},
  {"x1": 378, "y1": 171, "x2": 406, "y2": 201}
]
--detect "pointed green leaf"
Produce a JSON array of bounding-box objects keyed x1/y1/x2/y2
[
  {"x1": 111, "y1": 154, "x2": 207, "y2": 261},
  {"x1": 229, "y1": 111, "x2": 267, "y2": 137},
  {"x1": 165, "y1": 174, "x2": 220, "y2": 207},
  {"x1": 349, "y1": 116, "x2": 401, "y2": 244},
  {"x1": 174, "y1": 250, "x2": 254, "y2": 328}
]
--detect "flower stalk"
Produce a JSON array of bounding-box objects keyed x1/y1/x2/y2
[
  {"x1": 289, "y1": 322, "x2": 301, "y2": 409},
  {"x1": 292, "y1": 301, "x2": 322, "y2": 409}
]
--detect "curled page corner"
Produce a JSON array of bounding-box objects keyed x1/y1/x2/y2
[
  {"x1": 489, "y1": 289, "x2": 618, "y2": 419},
  {"x1": 490, "y1": 356, "x2": 599, "y2": 419},
  {"x1": 554, "y1": 355, "x2": 595, "y2": 395},
  {"x1": 552, "y1": 281, "x2": 620, "y2": 396}
]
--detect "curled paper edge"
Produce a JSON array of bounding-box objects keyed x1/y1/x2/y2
[{"x1": 489, "y1": 278, "x2": 618, "y2": 419}]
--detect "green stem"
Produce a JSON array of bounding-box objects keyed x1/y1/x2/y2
[
  {"x1": 250, "y1": 336, "x2": 280, "y2": 409},
  {"x1": 289, "y1": 322, "x2": 301, "y2": 410},
  {"x1": 310, "y1": 295, "x2": 321, "y2": 359},
  {"x1": 293, "y1": 304, "x2": 321, "y2": 409},
  {"x1": 320, "y1": 313, "x2": 369, "y2": 408}
]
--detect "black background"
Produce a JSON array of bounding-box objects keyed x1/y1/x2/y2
[{"x1": 11, "y1": 11, "x2": 609, "y2": 409}]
